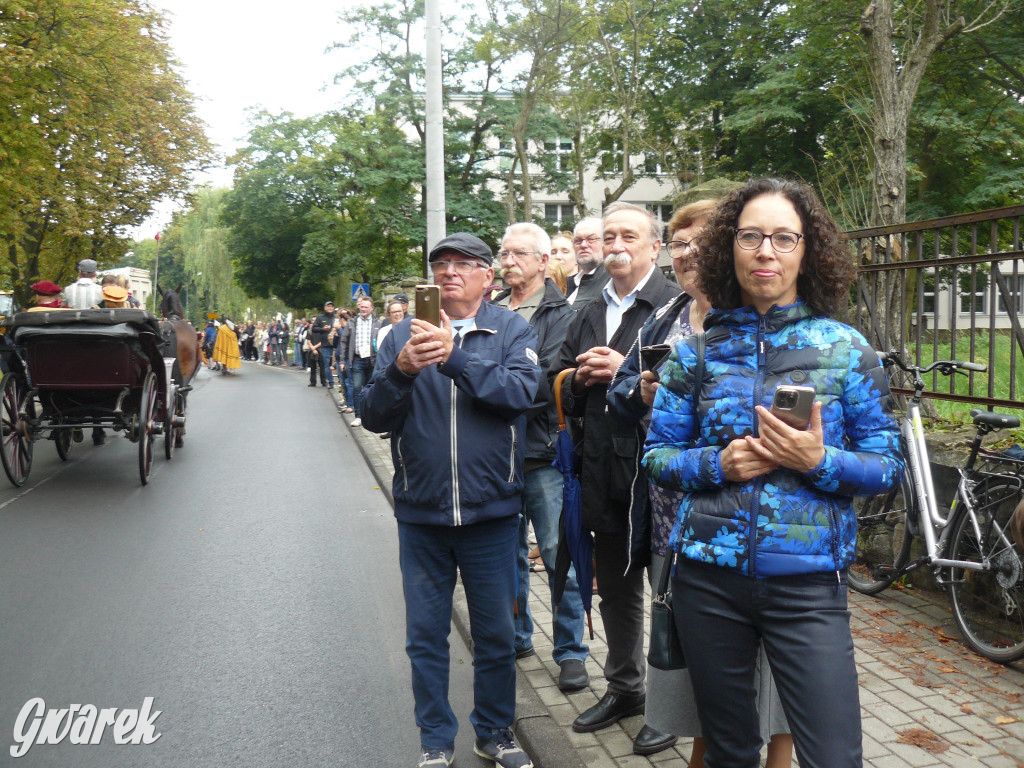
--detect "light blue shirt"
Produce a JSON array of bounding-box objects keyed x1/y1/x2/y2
[{"x1": 602, "y1": 264, "x2": 657, "y2": 341}]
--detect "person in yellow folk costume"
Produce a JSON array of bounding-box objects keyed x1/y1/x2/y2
[{"x1": 212, "y1": 318, "x2": 241, "y2": 375}]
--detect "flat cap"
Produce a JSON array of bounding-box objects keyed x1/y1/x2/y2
[
  {"x1": 428, "y1": 233, "x2": 493, "y2": 266},
  {"x1": 77, "y1": 259, "x2": 98, "y2": 273}
]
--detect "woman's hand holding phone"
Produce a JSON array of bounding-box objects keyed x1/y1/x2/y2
[{"x1": 751, "y1": 402, "x2": 826, "y2": 473}]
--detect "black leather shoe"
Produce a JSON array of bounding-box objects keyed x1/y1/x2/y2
[
  {"x1": 557, "y1": 659, "x2": 589, "y2": 692},
  {"x1": 514, "y1": 645, "x2": 536, "y2": 660},
  {"x1": 572, "y1": 692, "x2": 645, "y2": 733},
  {"x1": 633, "y1": 724, "x2": 678, "y2": 755}
]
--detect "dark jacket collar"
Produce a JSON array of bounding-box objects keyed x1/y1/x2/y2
[
  {"x1": 491, "y1": 278, "x2": 568, "y2": 312},
  {"x1": 706, "y1": 299, "x2": 815, "y2": 333}
]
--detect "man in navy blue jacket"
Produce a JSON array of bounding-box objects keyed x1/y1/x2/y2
[{"x1": 361, "y1": 233, "x2": 540, "y2": 768}]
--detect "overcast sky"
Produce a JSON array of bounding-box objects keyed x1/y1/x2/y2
[{"x1": 140, "y1": 0, "x2": 355, "y2": 231}]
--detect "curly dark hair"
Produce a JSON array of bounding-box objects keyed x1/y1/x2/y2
[{"x1": 695, "y1": 178, "x2": 855, "y2": 317}]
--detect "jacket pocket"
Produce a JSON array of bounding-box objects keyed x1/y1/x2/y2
[{"x1": 608, "y1": 435, "x2": 637, "y2": 502}]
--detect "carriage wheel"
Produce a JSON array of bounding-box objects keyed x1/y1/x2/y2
[
  {"x1": 55, "y1": 428, "x2": 72, "y2": 461},
  {"x1": 163, "y1": 394, "x2": 175, "y2": 461},
  {"x1": 174, "y1": 391, "x2": 185, "y2": 449},
  {"x1": 0, "y1": 372, "x2": 33, "y2": 487},
  {"x1": 138, "y1": 371, "x2": 157, "y2": 485}
]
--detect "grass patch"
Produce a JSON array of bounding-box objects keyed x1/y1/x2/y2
[{"x1": 903, "y1": 331, "x2": 1024, "y2": 446}]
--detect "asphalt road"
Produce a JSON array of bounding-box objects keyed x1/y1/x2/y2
[{"x1": 0, "y1": 362, "x2": 484, "y2": 768}]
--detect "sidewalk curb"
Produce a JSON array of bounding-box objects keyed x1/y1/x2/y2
[{"x1": 337, "y1": 390, "x2": 582, "y2": 768}]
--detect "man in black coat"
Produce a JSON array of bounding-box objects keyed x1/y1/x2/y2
[{"x1": 553, "y1": 203, "x2": 681, "y2": 756}]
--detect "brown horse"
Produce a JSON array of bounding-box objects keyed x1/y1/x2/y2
[{"x1": 157, "y1": 286, "x2": 201, "y2": 386}]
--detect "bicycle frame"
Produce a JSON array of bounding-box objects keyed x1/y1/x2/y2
[{"x1": 898, "y1": 372, "x2": 1010, "y2": 576}]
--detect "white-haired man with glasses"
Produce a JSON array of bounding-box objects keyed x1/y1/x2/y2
[
  {"x1": 566, "y1": 217, "x2": 610, "y2": 306},
  {"x1": 361, "y1": 232, "x2": 540, "y2": 768},
  {"x1": 491, "y1": 222, "x2": 591, "y2": 694}
]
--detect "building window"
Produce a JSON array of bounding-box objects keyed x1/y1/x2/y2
[
  {"x1": 498, "y1": 138, "x2": 514, "y2": 172},
  {"x1": 996, "y1": 274, "x2": 1024, "y2": 315},
  {"x1": 545, "y1": 203, "x2": 576, "y2": 228},
  {"x1": 544, "y1": 137, "x2": 573, "y2": 171},
  {"x1": 958, "y1": 271, "x2": 986, "y2": 315},
  {"x1": 599, "y1": 136, "x2": 622, "y2": 174},
  {"x1": 643, "y1": 154, "x2": 670, "y2": 175},
  {"x1": 647, "y1": 203, "x2": 674, "y2": 240}
]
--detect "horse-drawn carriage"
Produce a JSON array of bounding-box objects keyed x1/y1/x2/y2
[{"x1": 0, "y1": 306, "x2": 198, "y2": 486}]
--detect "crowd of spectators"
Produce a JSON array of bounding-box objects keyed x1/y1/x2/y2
[{"x1": 355, "y1": 179, "x2": 901, "y2": 768}]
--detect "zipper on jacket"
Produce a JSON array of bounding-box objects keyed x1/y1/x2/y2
[
  {"x1": 396, "y1": 435, "x2": 409, "y2": 491},
  {"x1": 624, "y1": 422, "x2": 645, "y2": 575},
  {"x1": 450, "y1": 380, "x2": 461, "y2": 525},
  {"x1": 450, "y1": 333, "x2": 464, "y2": 525},
  {"x1": 507, "y1": 425, "x2": 517, "y2": 483},
  {"x1": 827, "y1": 496, "x2": 842, "y2": 574},
  {"x1": 749, "y1": 315, "x2": 769, "y2": 577}
]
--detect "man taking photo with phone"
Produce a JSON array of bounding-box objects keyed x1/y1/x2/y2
[{"x1": 361, "y1": 232, "x2": 540, "y2": 768}]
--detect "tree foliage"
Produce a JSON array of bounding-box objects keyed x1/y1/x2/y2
[
  {"x1": 0, "y1": 0, "x2": 212, "y2": 305},
  {"x1": 221, "y1": 109, "x2": 423, "y2": 307}
]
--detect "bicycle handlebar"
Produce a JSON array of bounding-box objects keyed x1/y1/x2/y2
[{"x1": 876, "y1": 349, "x2": 988, "y2": 375}]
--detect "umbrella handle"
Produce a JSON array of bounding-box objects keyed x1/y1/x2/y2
[{"x1": 553, "y1": 368, "x2": 576, "y2": 431}]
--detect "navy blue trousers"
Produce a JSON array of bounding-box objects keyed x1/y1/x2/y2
[
  {"x1": 673, "y1": 559, "x2": 862, "y2": 768},
  {"x1": 398, "y1": 515, "x2": 518, "y2": 750}
]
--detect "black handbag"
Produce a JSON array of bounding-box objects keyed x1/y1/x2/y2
[
  {"x1": 648, "y1": 552, "x2": 685, "y2": 670},
  {"x1": 647, "y1": 332, "x2": 704, "y2": 672}
]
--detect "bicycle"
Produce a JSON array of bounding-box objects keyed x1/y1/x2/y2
[{"x1": 848, "y1": 349, "x2": 1024, "y2": 663}]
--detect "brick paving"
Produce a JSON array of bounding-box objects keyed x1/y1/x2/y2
[{"x1": 310, "y1": 366, "x2": 1024, "y2": 768}]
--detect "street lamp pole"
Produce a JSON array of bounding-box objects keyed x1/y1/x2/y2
[{"x1": 425, "y1": 0, "x2": 445, "y2": 274}]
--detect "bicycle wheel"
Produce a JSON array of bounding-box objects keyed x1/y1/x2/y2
[
  {"x1": 849, "y1": 475, "x2": 915, "y2": 595},
  {"x1": 948, "y1": 482, "x2": 1024, "y2": 663}
]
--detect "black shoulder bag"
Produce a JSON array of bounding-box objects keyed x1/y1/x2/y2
[{"x1": 647, "y1": 331, "x2": 704, "y2": 671}]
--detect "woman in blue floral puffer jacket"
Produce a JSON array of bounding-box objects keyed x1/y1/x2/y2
[{"x1": 642, "y1": 179, "x2": 903, "y2": 768}]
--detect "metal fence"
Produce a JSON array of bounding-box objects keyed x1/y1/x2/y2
[{"x1": 846, "y1": 204, "x2": 1024, "y2": 410}]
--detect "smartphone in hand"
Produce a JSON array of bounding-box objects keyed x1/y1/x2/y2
[
  {"x1": 415, "y1": 285, "x2": 441, "y2": 327},
  {"x1": 770, "y1": 385, "x2": 815, "y2": 430},
  {"x1": 640, "y1": 344, "x2": 672, "y2": 380}
]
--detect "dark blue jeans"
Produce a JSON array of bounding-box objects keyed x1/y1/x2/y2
[
  {"x1": 350, "y1": 356, "x2": 374, "y2": 417},
  {"x1": 398, "y1": 515, "x2": 518, "y2": 750},
  {"x1": 673, "y1": 559, "x2": 861, "y2": 768},
  {"x1": 319, "y1": 349, "x2": 334, "y2": 386}
]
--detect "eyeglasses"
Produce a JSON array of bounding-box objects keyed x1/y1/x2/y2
[
  {"x1": 666, "y1": 239, "x2": 696, "y2": 256},
  {"x1": 497, "y1": 248, "x2": 539, "y2": 261},
  {"x1": 572, "y1": 235, "x2": 601, "y2": 247},
  {"x1": 734, "y1": 229, "x2": 804, "y2": 253},
  {"x1": 430, "y1": 260, "x2": 488, "y2": 275}
]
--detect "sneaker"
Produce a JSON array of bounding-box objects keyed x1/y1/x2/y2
[
  {"x1": 350, "y1": 418, "x2": 362, "y2": 428},
  {"x1": 474, "y1": 728, "x2": 532, "y2": 768},
  {"x1": 417, "y1": 747, "x2": 453, "y2": 767}
]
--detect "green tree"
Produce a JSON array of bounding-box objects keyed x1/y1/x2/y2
[
  {"x1": 0, "y1": 0, "x2": 211, "y2": 306},
  {"x1": 222, "y1": 110, "x2": 424, "y2": 305}
]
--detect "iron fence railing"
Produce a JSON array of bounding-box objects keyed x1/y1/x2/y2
[{"x1": 846, "y1": 205, "x2": 1024, "y2": 410}]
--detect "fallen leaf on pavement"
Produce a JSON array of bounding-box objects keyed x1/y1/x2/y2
[
  {"x1": 897, "y1": 728, "x2": 948, "y2": 754},
  {"x1": 995, "y1": 715, "x2": 1019, "y2": 725}
]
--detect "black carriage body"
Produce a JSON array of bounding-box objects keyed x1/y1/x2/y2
[{"x1": 0, "y1": 309, "x2": 175, "y2": 486}]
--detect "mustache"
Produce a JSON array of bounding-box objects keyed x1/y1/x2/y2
[
  {"x1": 604, "y1": 251, "x2": 632, "y2": 267},
  {"x1": 502, "y1": 266, "x2": 524, "y2": 279}
]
